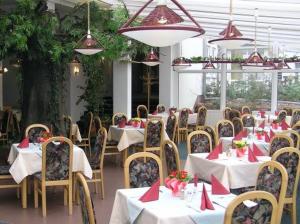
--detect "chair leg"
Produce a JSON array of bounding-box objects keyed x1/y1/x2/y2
[
  {"x1": 34, "y1": 179, "x2": 38, "y2": 208},
  {"x1": 64, "y1": 187, "x2": 68, "y2": 206},
  {"x1": 41, "y1": 185, "x2": 47, "y2": 217},
  {"x1": 291, "y1": 201, "x2": 296, "y2": 224},
  {"x1": 100, "y1": 171, "x2": 104, "y2": 199},
  {"x1": 94, "y1": 173, "x2": 98, "y2": 194},
  {"x1": 68, "y1": 185, "x2": 72, "y2": 215},
  {"x1": 72, "y1": 173, "x2": 76, "y2": 202},
  {"x1": 16, "y1": 188, "x2": 20, "y2": 199},
  {"x1": 21, "y1": 177, "x2": 27, "y2": 209}
]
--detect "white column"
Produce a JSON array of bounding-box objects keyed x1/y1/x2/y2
[
  {"x1": 113, "y1": 60, "x2": 132, "y2": 118},
  {"x1": 271, "y1": 71, "x2": 278, "y2": 112},
  {"x1": 220, "y1": 63, "x2": 227, "y2": 110}
]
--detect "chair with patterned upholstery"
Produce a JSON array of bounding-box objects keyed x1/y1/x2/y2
[
  {"x1": 241, "y1": 106, "x2": 251, "y2": 114},
  {"x1": 283, "y1": 107, "x2": 293, "y2": 116},
  {"x1": 232, "y1": 117, "x2": 244, "y2": 136},
  {"x1": 278, "y1": 110, "x2": 287, "y2": 122},
  {"x1": 86, "y1": 127, "x2": 107, "y2": 199},
  {"x1": 76, "y1": 172, "x2": 96, "y2": 224},
  {"x1": 255, "y1": 160, "x2": 288, "y2": 222},
  {"x1": 112, "y1": 112, "x2": 127, "y2": 126},
  {"x1": 282, "y1": 130, "x2": 300, "y2": 149},
  {"x1": 142, "y1": 119, "x2": 164, "y2": 154},
  {"x1": 166, "y1": 114, "x2": 177, "y2": 142},
  {"x1": 241, "y1": 114, "x2": 255, "y2": 127},
  {"x1": 156, "y1": 104, "x2": 166, "y2": 113},
  {"x1": 25, "y1": 124, "x2": 50, "y2": 143},
  {"x1": 189, "y1": 106, "x2": 207, "y2": 131},
  {"x1": 223, "y1": 107, "x2": 231, "y2": 120},
  {"x1": 229, "y1": 109, "x2": 241, "y2": 121},
  {"x1": 63, "y1": 115, "x2": 72, "y2": 140},
  {"x1": 187, "y1": 130, "x2": 212, "y2": 154},
  {"x1": 124, "y1": 152, "x2": 163, "y2": 188},
  {"x1": 224, "y1": 191, "x2": 278, "y2": 224},
  {"x1": 137, "y1": 105, "x2": 148, "y2": 119},
  {"x1": 177, "y1": 108, "x2": 189, "y2": 143},
  {"x1": 33, "y1": 137, "x2": 73, "y2": 217},
  {"x1": 269, "y1": 134, "x2": 293, "y2": 157},
  {"x1": 94, "y1": 116, "x2": 102, "y2": 134},
  {"x1": 77, "y1": 112, "x2": 93, "y2": 157},
  {"x1": 197, "y1": 125, "x2": 217, "y2": 149},
  {"x1": 0, "y1": 109, "x2": 12, "y2": 144},
  {"x1": 216, "y1": 120, "x2": 234, "y2": 140},
  {"x1": 161, "y1": 140, "x2": 180, "y2": 176},
  {"x1": 290, "y1": 109, "x2": 300, "y2": 127},
  {"x1": 272, "y1": 147, "x2": 300, "y2": 224}
]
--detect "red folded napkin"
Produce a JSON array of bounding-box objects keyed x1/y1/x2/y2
[
  {"x1": 260, "y1": 111, "x2": 266, "y2": 118},
  {"x1": 275, "y1": 111, "x2": 279, "y2": 116},
  {"x1": 211, "y1": 175, "x2": 230, "y2": 195},
  {"x1": 248, "y1": 148, "x2": 258, "y2": 162},
  {"x1": 126, "y1": 120, "x2": 132, "y2": 126},
  {"x1": 188, "y1": 109, "x2": 193, "y2": 114},
  {"x1": 206, "y1": 146, "x2": 220, "y2": 160},
  {"x1": 118, "y1": 120, "x2": 126, "y2": 128},
  {"x1": 152, "y1": 110, "x2": 158, "y2": 115},
  {"x1": 18, "y1": 137, "x2": 29, "y2": 148},
  {"x1": 200, "y1": 184, "x2": 214, "y2": 211},
  {"x1": 233, "y1": 130, "x2": 244, "y2": 141},
  {"x1": 140, "y1": 121, "x2": 145, "y2": 128},
  {"x1": 270, "y1": 129, "x2": 275, "y2": 139},
  {"x1": 252, "y1": 143, "x2": 264, "y2": 156},
  {"x1": 139, "y1": 179, "x2": 160, "y2": 202},
  {"x1": 264, "y1": 132, "x2": 270, "y2": 143},
  {"x1": 242, "y1": 129, "x2": 248, "y2": 138},
  {"x1": 259, "y1": 120, "x2": 265, "y2": 129},
  {"x1": 281, "y1": 120, "x2": 290, "y2": 130},
  {"x1": 194, "y1": 174, "x2": 198, "y2": 187},
  {"x1": 216, "y1": 141, "x2": 223, "y2": 154}
]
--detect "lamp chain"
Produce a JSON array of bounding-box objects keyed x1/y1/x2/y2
[
  {"x1": 87, "y1": 1, "x2": 90, "y2": 34},
  {"x1": 254, "y1": 8, "x2": 258, "y2": 52}
]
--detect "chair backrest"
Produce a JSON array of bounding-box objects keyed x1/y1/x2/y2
[
  {"x1": 224, "y1": 191, "x2": 278, "y2": 224},
  {"x1": 93, "y1": 116, "x2": 102, "y2": 134},
  {"x1": 232, "y1": 117, "x2": 244, "y2": 136},
  {"x1": 12, "y1": 113, "x2": 20, "y2": 136},
  {"x1": 124, "y1": 152, "x2": 163, "y2": 188},
  {"x1": 283, "y1": 107, "x2": 293, "y2": 116},
  {"x1": 112, "y1": 112, "x2": 127, "y2": 126},
  {"x1": 82, "y1": 112, "x2": 93, "y2": 138},
  {"x1": 166, "y1": 114, "x2": 177, "y2": 142},
  {"x1": 229, "y1": 109, "x2": 241, "y2": 121},
  {"x1": 161, "y1": 140, "x2": 180, "y2": 175},
  {"x1": 290, "y1": 109, "x2": 300, "y2": 127},
  {"x1": 241, "y1": 106, "x2": 251, "y2": 114},
  {"x1": 0, "y1": 110, "x2": 12, "y2": 134},
  {"x1": 178, "y1": 108, "x2": 189, "y2": 128},
  {"x1": 25, "y1": 124, "x2": 50, "y2": 143},
  {"x1": 196, "y1": 106, "x2": 207, "y2": 126},
  {"x1": 156, "y1": 104, "x2": 166, "y2": 113},
  {"x1": 292, "y1": 123, "x2": 300, "y2": 136},
  {"x1": 197, "y1": 125, "x2": 217, "y2": 149},
  {"x1": 282, "y1": 130, "x2": 300, "y2": 149},
  {"x1": 137, "y1": 105, "x2": 148, "y2": 118},
  {"x1": 76, "y1": 172, "x2": 96, "y2": 224},
  {"x1": 223, "y1": 107, "x2": 231, "y2": 120},
  {"x1": 278, "y1": 110, "x2": 287, "y2": 122},
  {"x1": 255, "y1": 161, "x2": 288, "y2": 221},
  {"x1": 269, "y1": 134, "x2": 293, "y2": 157},
  {"x1": 41, "y1": 137, "x2": 73, "y2": 181},
  {"x1": 187, "y1": 130, "x2": 212, "y2": 154},
  {"x1": 272, "y1": 147, "x2": 300, "y2": 200},
  {"x1": 241, "y1": 114, "x2": 255, "y2": 127},
  {"x1": 216, "y1": 120, "x2": 234, "y2": 139},
  {"x1": 193, "y1": 103, "x2": 204, "y2": 113},
  {"x1": 144, "y1": 119, "x2": 164, "y2": 151},
  {"x1": 63, "y1": 115, "x2": 72, "y2": 139},
  {"x1": 91, "y1": 127, "x2": 107, "y2": 170}
]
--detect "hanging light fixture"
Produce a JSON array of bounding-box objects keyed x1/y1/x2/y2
[
  {"x1": 242, "y1": 8, "x2": 266, "y2": 70},
  {"x1": 263, "y1": 26, "x2": 277, "y2": 70},
  {"x1": 203, "y1": 57, "x2": 216, "y2": 70},
  {"x1": 172, "y1": 57, "x2": 192, "y2": 71},
  {"x1": 118, "y1": 0, "x2": 205, "y2": 47},
  {"x1": 74, "y1": 1, "x2": 104, "y2": 55},
  {"x1": 141, "y1": 48, "x2": 161, "y2": 66},
  {"x1": 208, "y1": 0, "x2": 253, "y2": 49}
]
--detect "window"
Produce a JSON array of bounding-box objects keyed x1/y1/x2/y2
[
  {"x1": 278, "y1": 72, "x2": 300, "y2": 109},
  {"x1": 204, "y1": 73, "x2": 220, "y2": 109}
]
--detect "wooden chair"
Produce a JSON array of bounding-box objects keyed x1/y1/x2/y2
[
  {"x1": 156, "y1": 104, "x2": 166, "y2": 113},
  {"x1": 124, "y1": 152, "x2": 163, "y2": 188},
  {"x1": 161, "y1": 140, "x2": 180, "y2": 177},
  {"x1": 290, "y1": 109, "x2": 300, "y2": 127},
  {"x1": 255, "y1": 160, "x2": 288, "y2": 222},
  {"x1": 11, "y1": 113, "x2": 20, "y2": 138},
  {"x1": 86, "y1": 127, "x2": 107, "y2": 199},
  {"x1": 223, "y1": 107, "x2": 231, "y2": 120},
  {"x1": 188, "y1": 106, "x2": 207, "y2": 131},
  {"x1": 241, "y1": 105, "x2": 251, "y2": 114},
  {"x1": 282, "y1": 130, "x2": 300, "y2": 149},
  {"x1": 228, "y1": 109, "x2": 241, "y2": 121},
  {"x1": 33, "y1": 137, "x2": 73, "y2": 217},
  {"x1": 272, "y1": 147, "x2": 300, "y2": 224},
  {"x1": 137, "y1": 105, "x2": 148, "y2": 119},
  {"x1": 165, "y1": 114, "x2": 177, "y2": 142},
  {"x1": 193, "y1": 103, "x2": 204, "y2": 113},
  {"x1": 196, "y1": 125, "x2": 217, "y2": 149},
  {"x1": 63, "y1": 115, "x2": 72, "y2": 140},
  {"x1": 187, "y1": 130, "x2": 212, "y2": 154},
  {"x1": 232, "y1": 117, "x2": 244, "y2": 136},
  {"x1": 269, "y1": 134, "x2": 293, "y2": 157},
  {"x1": 241, "y1": 114, "x2": 255, "y2": 127},
  {"x1": 0, "y1": 110, "x2": 12, "y2": 144},
  {"x1": 112, "y1": 112, "x2": 127, "y2": 126},
  {"x1": 283, "y1": 107, "x2": 293, "y2": 116},
  {"x1": 25, "y1": 124, "x2": 50, "y2": 143},
  {"x1": 94, "y1": 116, "x2": 102, "y2": 134},
  {"x1": 292, "y1": 123, "x2": 300, "y2": 135},
  {"x1": 216, "y1": 120, "x2": 234, "y2": 140},
  {"x1": 142, "y1": 119, "x2": 164, "y2": 155},
  {"x1": 177, "y1": 108, "x2": 189, "y2": 143},
  {"x1": 76, "y1": 172, "x2": 96, "y2": 224},
  {"x1": 278, "y1": 110, "x2": 287, "y2": 122},
  {"x1": 224, "y1": 191, "x2": 278, "y2": 224},
  {"x1": 77, "y1": 112, "x2": 93, "y2": 157}
]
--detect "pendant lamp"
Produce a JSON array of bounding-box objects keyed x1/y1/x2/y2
[
  {"x1": 118, "y1": 0, "x2": 205, "y2": 47},
  {"x1": 203, "y1": 59, "x2": 216, "y2": 69},
  {"x1": 74, "y1": 1, "x2": 104, "y2": 55},
  {"x1": 141, "y1": 48, "x2": 161, "y2": 66},
  {"x1": 208, "y1": 0, "x2": 253, "y2": 49}
]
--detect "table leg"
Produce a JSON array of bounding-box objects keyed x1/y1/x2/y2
[{"x1": 21, "y1": 177, "x2": 27, "y2": 208}]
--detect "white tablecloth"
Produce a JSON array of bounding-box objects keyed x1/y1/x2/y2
[
  {"x1": 107, "y1": 126, "x2": 169, "y2": 152},
  {"x1": 72, "y1": 124, "x2": 82, "y2": 142},
  {"x1": 109, "y1": 183, "x2": 236, "y2": 224},
  {"x1": 253, "y1": 113, "x2": 292, "y2": 126},
  {"x1": 148, "y1": 112, "x2": 197, "y2": 125},
  {"x1": 185, "y1": 153, "x2": 271, "y2": 189},
  {"x1": 8, "y1": 143, "x2": 92, "y2": 184}
]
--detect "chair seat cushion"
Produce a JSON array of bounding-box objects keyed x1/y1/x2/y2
[
  {"x1": 106, "y1": 140, "x2": 118, "y2": 146},
  {"x1": 0, "y1": 165, "x2": 10, "y2": 175}
]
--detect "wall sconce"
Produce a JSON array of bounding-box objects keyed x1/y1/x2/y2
[
  {"x1": 70, "y1": 56, "x2": 81, "y2": 76},
  {"x1": 0, "y1": 67, "x2": 8, "y2": 74}
]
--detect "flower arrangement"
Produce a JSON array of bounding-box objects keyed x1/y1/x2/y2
[
  {"x1": 129, "y1": 117, "x2": 141, "y2": 127},
  {"x1": 165, "y1": 170, "x2": 191, "y2": 197},
  {"x1": 38, "y1": 131, "x2": 52, "y2": 143},
  {"x1": 131, "y1": 117, "x2": 141, "y2": 122},
  {"x1": 233, "y1": 140, "x2": 247, "y2": 157}
]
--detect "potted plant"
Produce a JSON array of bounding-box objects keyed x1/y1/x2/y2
[
  {"x1": 165, "y1": 170, "x2": 191, "y2": 198},
  {"x1": 233, "y1": 140, "x2": 248, "y2": 157},
  {"x1": 131, "y1": 117, "x2": 141, "y2": 128}
]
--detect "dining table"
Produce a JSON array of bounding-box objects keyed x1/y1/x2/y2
[
  {"x1": 148, "y1": 112, "x2": 197, "y2": 126},
  {"x1": 72, "y1": 123, "x2": 82, "y2": 142},
  {"x1": 7, "y1": 142, "x2": 93, "y2": 208},
  {"x1": 109, "y1": 183, "x2": 237, "y2": 224}
]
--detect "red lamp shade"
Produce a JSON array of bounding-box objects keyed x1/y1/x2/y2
[
  {"x1": 242, "y1": 51, "x2": 266, "y2": 70},
  {"x1": 74, "y1": 33, "x2": 104, "y2": 55},
  {"x1": 141, "y1": 49, "x2": 161, "y2": 66},
  {"x1": 203, "y1": 61, "x2": 216, "y2": 69},
  {"x1": 277, "y1": 59, "x2": 290, "y2": 69}
]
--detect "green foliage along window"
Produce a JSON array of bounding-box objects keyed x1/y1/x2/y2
[
  {"x1": 226, "y1": 72, "x2": 272, "y2": 110},
  {"x1": 278, "y1": 73, "x2": 300, "y2": 109},
  {"x1": 204, "y1": 73, "x2": 220, "y2": 110}
]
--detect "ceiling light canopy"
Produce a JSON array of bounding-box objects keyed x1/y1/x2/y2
[
  {"x1": 118, "y1": 0, "x2": 205, "y2": 47},
  {"x1": 208, "y1": 0, "x2": 253, "y2": 49}
]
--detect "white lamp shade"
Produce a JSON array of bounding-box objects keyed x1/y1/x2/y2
[
  {"x1": 209, "y1": 38, "x2": 253, "y2": 49},
  {"x1": 74, "y1": 48, "x2": 103, "y2": 55}
]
